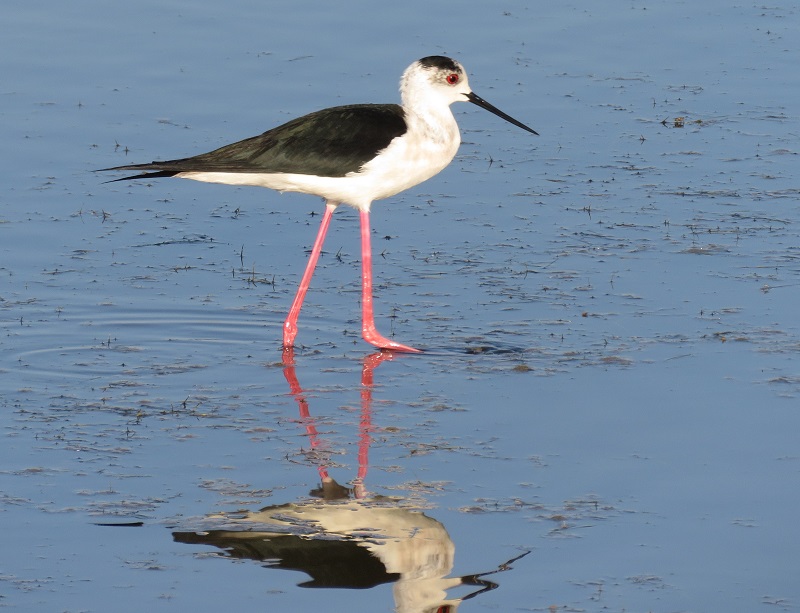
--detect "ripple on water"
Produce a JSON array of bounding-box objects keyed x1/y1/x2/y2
[{"x1": 4, "y1": 305, "x2": 274, "y2": 385}]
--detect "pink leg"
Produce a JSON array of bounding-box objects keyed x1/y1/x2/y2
[
  {"x1": 283, "y1": 202, "x2": 336, "y2": 348},
  {"x1": 360, "y1": 210, "x2": 421, "y2": 353}
]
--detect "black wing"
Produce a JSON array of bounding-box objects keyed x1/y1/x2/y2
[{"x1": 101, "y1": 104, "x2": 407, "y2": 181}]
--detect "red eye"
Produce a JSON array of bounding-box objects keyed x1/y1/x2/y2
[{"x1": 446, "y1": 73, "x2": 459, "y2": 85}]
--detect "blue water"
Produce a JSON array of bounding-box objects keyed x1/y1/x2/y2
[{"x1": 2, "y1": 1, "x2": 799, "y2": 611}]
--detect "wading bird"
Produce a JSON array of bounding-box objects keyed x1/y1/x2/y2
[{"x1": 102, "y1": 56, "x2": 537, "y2": 352}]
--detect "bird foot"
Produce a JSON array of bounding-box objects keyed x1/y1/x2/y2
[{"x1": 362, "y1": 326, "x2": 422, "y2": 353}]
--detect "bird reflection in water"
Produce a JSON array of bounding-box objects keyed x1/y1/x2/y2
[{"x1": 173, "y1": 348, "x2": 528, "y2": 612}]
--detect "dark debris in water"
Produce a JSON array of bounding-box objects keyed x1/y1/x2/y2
[{"x1": 133, "y1": 234, "x2": 215, "y2": 248}]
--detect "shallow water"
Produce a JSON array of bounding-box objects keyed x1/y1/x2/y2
[{"x1": 2, "y1": 1, "x2": 799, "y2": 611}]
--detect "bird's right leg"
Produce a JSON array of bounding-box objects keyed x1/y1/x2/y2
[
  {"x1": 283, "y1": 201, "x2": 337, "y2": 348},
  {"x1": 359, "y1": 210, "x2": 421, "y2": 353}
]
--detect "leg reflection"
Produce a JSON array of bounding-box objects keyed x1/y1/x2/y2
[{"x1": 174, "y1": 350, "x2": 529, "y2": 609}]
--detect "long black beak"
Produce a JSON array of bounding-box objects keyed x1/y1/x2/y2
[{"x1": 466, "y1": 92, "x2": 538, "y2": 135}]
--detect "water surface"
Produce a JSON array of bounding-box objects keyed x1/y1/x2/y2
[{"x1": 2, "y1": 1, "x2": 799, "y2": 611}]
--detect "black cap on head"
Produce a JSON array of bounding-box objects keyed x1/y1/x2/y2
[{"x1": 418, "y1": 56, "x2": 461, "y2": 72}]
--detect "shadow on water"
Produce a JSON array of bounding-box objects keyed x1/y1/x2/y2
[
  {"x1": 172, "y1": 348, "x2": 529, "y2": 612},
  {"x1": 420, "y1": 341, "x2": 531, "y2": 356}
]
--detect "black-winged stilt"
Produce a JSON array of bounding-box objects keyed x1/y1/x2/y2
[{"x1": 101, "y1": 56, "x2": 537, "y2": 353}]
